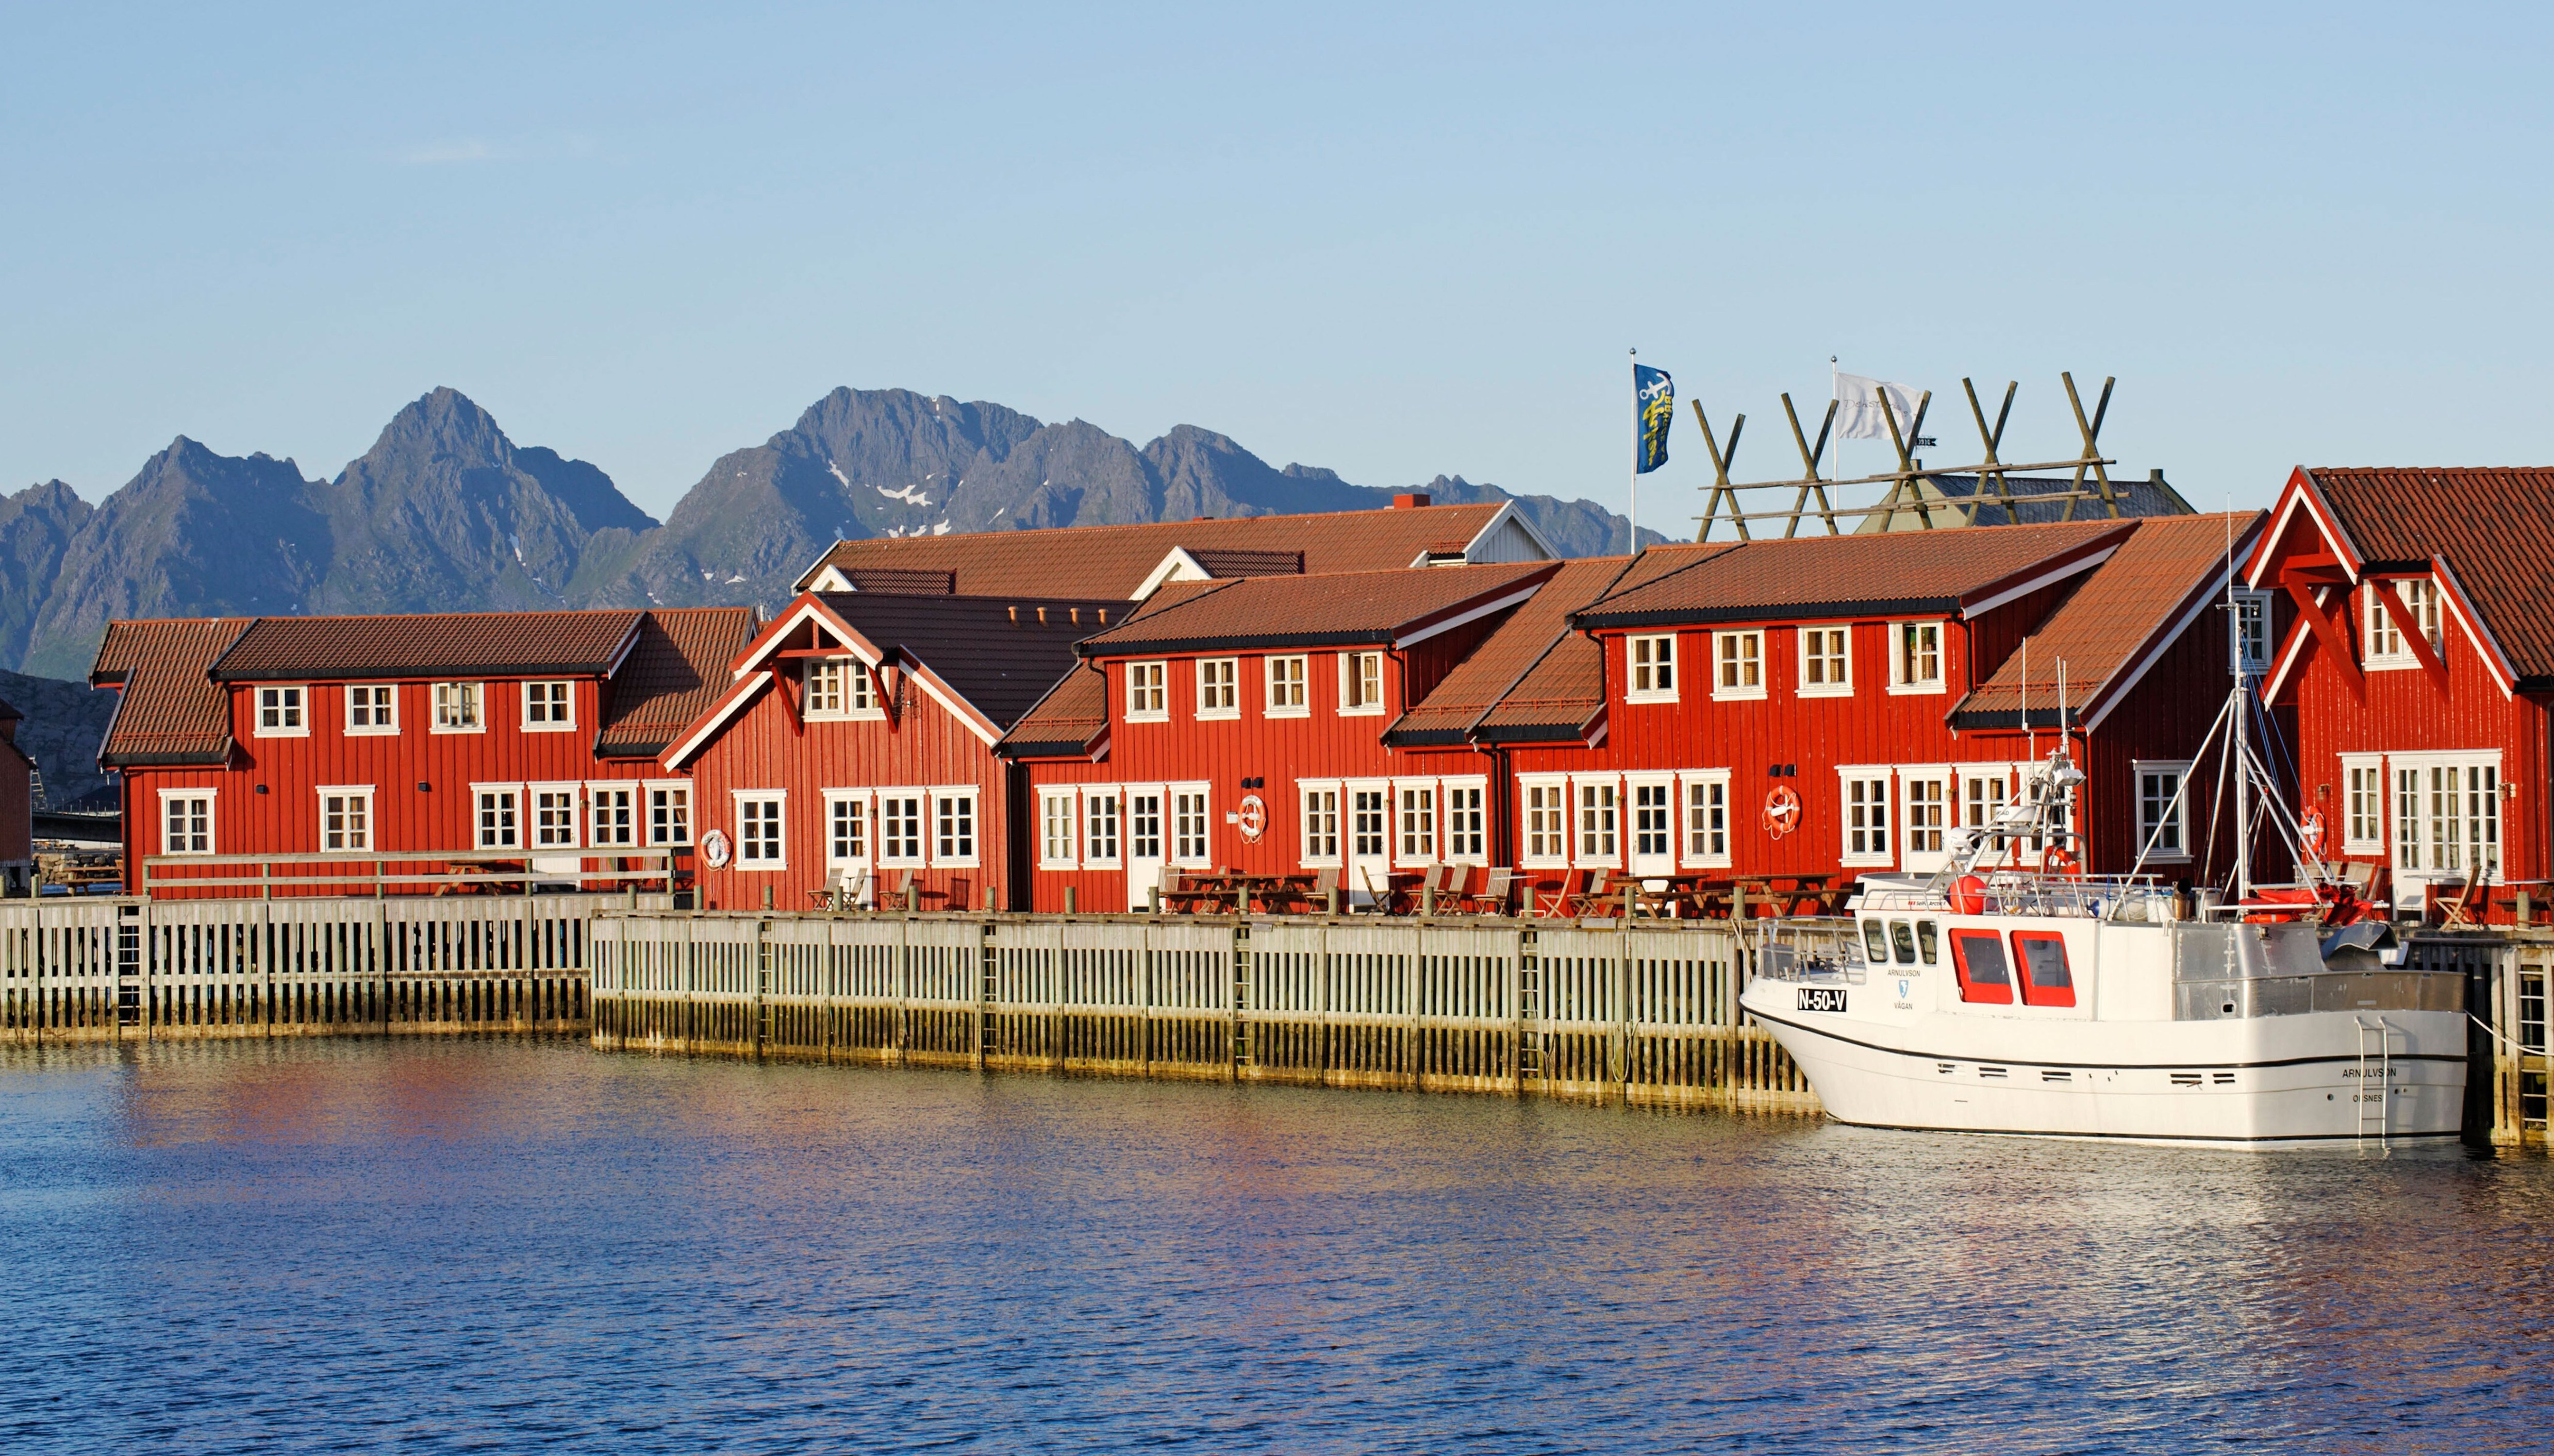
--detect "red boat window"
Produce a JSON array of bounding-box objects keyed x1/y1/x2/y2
[
  {"x1": 1949, "y1": 930, "x2": 2013, "y2": 1003},
  {"x1": 2012, "y1": 932, "x2": 2076, "y2": 1008}
]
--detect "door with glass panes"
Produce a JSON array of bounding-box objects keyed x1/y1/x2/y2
[
  {"x1": 1124, "y1": 784, "x2": 1168, "y2": 911},
  {"x1": 1346, "y1": 781, "x2": 1392, "y2": 907}
]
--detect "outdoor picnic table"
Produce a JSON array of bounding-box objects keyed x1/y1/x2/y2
[{"x1": 1169, "y1": 870, "x2": 1320, "y2": 914}]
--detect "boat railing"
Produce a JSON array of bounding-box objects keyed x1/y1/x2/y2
[
  {"x1": 1860, "y1": 873, "x2": 2178, "y2": 923},
  {"x1": 1750, "y1": 921, "x2": 1868, "y2": 986}
]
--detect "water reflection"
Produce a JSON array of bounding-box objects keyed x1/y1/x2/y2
[{"x1": 0, "y1": 1039, "x2": 2544, "y2": 1454}]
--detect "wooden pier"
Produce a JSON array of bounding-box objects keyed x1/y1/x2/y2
[{"x1": 589, "y1": 911, "x2": 1823, "y2": 1113}]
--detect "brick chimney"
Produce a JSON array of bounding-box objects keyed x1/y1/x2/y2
[{"x1": 1392, "y1": 492, "x2": 1431, "y2": 509}]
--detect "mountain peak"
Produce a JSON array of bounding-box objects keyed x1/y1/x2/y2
[{"x1": 358, "y1": 386, "x2": 513, "y2": 470}]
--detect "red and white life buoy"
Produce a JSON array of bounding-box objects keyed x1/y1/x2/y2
[
  {"x1": 1762, "y1": 784, "x2": 1801, "y2": 839},
  {"x1": 2299, "y1": 808, "x2": 2327, "y2": 859},
  {"x1": 2044, "y1": 843, "x2": 2080, "y2": 876},
  {"x1": 1237, "y1": 794, "x2": 1267, "y2": 843}
]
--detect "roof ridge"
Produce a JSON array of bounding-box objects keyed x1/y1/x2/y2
[{"x1": 1460, "y1": 555, "x2": 1644, "y2": 738}]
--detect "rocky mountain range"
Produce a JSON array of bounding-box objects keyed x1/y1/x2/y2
[{"x1": 1, "y1": 386, "x2": 1650, "y2": 680}]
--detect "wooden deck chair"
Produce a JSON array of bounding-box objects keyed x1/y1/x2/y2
[
  {"x1": 807, "y1": 865, "x2": 846, "y2": 910},
  {"x1": 2436, "y1": 875, "x2": 2485, "y2": 930},
  {"x1": 1534, "y1": 868, "x2": 1583, "y2": 919},
  {"x1": 1312, "y1": 866, "x2": 1341, "y2": 913},
  {"x1": 891, "y1": 868, "x2": 918, "y2": 911},
  {"x1": 1415, "y1": 864, "x2": 1448, "y2": 915},
  {"x1": 1470, "y1": 867, "x2": 1516, "y2": 915}
]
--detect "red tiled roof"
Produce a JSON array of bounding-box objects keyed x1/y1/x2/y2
[
  {"x1": 92, "y1": 618, "x2": 252, "y2": 767},
  {"x1": 2299, "y1": 467, "x2": 2554, "y2": 683},
  {"x1": 996, "y1": 666, "x2": 1110, "y2": 759},
  {"x1": 1187, "y1": 547, "x2": 1303, "y2": 578},
  {"x1": 595, "y1": 607, "x2": 758, "y2": 758},
  {"x1": 1952, "y1": 512, "x2": 2263, "y2": 729},
  {"x1": 834, "y1": 567, "x2": 956, "y2": 595},
  {"x1": 1575, "y1": 520, "x2": 2130, "y2": 628},
  {"x1": 1390, "y1": 556, "x2": 1636, "y2": 745},
  {"x1": 1071, "y1": 561, "x2": 1558, "y2": 658},
  {"x1": 796, "y1": 503, "x2": 1517, "y2": 597},
  {"x1": 209, "y1": 610, "x2": 644, "y2": 682}
]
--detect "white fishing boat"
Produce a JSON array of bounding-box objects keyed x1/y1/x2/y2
[{"x1": 1739, "y1": 633, "x2": 2468, "y2": 1148}]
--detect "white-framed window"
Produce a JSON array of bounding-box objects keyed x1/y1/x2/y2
[
  {"x1": 2234, "y1": 590, "x2": 2274, "y2": 676},
  {"x1": 734, "y1": 791, "x2": 786, "y2": 869},
  {"x1": 1713, "y1": 630, "x2": 1764, "y2": 700},
  {"x1": 1126, "y1": 662, "x2": 1169, "y2": 721},
  {"x1": 2394, "y1": 755, "x2": 2501, "y2": 877},
  {"x1": 1349, "y1": 786, "x2": 1389, "y2": 861},
  {"x1": 1575, "y1": 779, "x2": 1619, "y2": 865},
  {"x1": 646, "y1": 782, "x2": 691, "y2": 846},
  {"x1": 434, "y1": 682, "x2": 484, "y2": 733},
  {"x1": 1630, "y1": 776, "x2": 1674, "y2": 859},
  {"x1": 1397, "y1": 784, "x2": 1437, "y2": 864},
  {"x1": 159, "y1": 790, "x2": 214, "y2": 856},
  {"x1": 473, "y1": 784, "x2": 523, "y2": 850},
  {"x1": 1445, "y1": 780, "x2": 1487, "y2": 864},
  {"x1": 1195, "y1": 658, "x2": 1240, "y2": 719},
  {"x1": 1682, "y1": 771, "x2": 1732, "y2": 868},
  {"x1": 2134, "y1": 761, "x2": 2192, "y2": 863},
  {"x1": 1901, "y1": 771, "x2": 1949, "y2": 863},
  {"x1": 1340, "y1": 651, "x2": 1386, "y2": 714},
  {"x1": 933, "y1": 788, "x2": 979, "y2": 866},
  {"x1": 253, "y1": 685, "x2": 307, "y2": 738},
  {"x1": 1627, "y1": 635, "x2": 1677, "y2": 701},
  {"x1": 1084, "y1": 789, "x2": 1122, "y2": 868},
  {"x1": 2365, "y1": 578, "x2": 2441, "y2": 669},
  {"x1": 1839, "y1": 769, "x2": 1892, "y2": 866},
  {"x1": 2341, "y1": 755, "x2": 2386, "y2": 856},
  {"x1": 1266, "y1": 656, "x2": 1308, "y2": 716},
  {"x1": 523, "y1": 681, "x2": 575, "y2": 731},
  {"x1": 1959, "y1": 766, "x2": 2016, "y2": 860},
  {"x1": 529, "y1": 783, "x2": 582, "y2": 848},
  {"x1": 804, "y1": 659, "x2": 878, "y2": 719},
  {"x1": 318, "y1": 786, "x2": 372, "y2": 853},
  {"x1": 345, "y1": 684, "x2": 397, "y2": 735},
  {"x1": 1171, "y1": 786, "x2": 1212, "y2": 866},
  {"x1": 1890, "y1": 623, "x2": 1945, "y2": 694},
  {"x1": 826, "y1": 790, "x2": 871, "y2": 866},
  {"x1": 877, "y1": 791, "x2": 926, "y2": 865},
  {"x1": 1039, "y1": 790, "x2": 1077, "y2": 868},
  {"x1": 1127, "y1": 792, "x2": 1165, "y2": 862},
  {"x1": 1799, "y1": 626, "x2": 1852, "y2": 698},
  {"x1": 588, "y1": 784, "x2": 638, "y2": 847},
  {"x1": 1300, "y1": 783, "x2": 1342, "y2": 866},
  {"x1": 1520, "y1": 777, "x2": 1570, "y2": 866}
]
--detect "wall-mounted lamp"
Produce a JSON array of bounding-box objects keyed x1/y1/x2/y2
[
  {"x1": 254, "y1": 783, "x2": 269, "y2": 795},
  {"x1": 417, "y1": 781, "x2": 432, "y2": 793}
]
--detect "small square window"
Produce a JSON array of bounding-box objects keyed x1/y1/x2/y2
[
  {"x1": 345, "y1": 684, "x2": 398, "y2": 735},
  {"x1": 1628, "y1": 635, "x2": 1677, "y2": 700},
  {"x1": 1266, "y1": 656, "x2": 1308, "y2": 716},
  {"x1": 474, "y1": 786, "x2": 522, "y2": 849},
  {"x1": 1800, "y1": 627, "x2": 1851, "y2": 697},
  {"x1": 523, "y1": 681, "x2": 575, "y2": 730},
  {"x1": 736, "y1": 793, "x2": 786, "y2": 869},
  {"x1": 254, "y1": 685, "x2": 307, "y2": 737},
  {"x1": 648, "y1": 784, "x2": 692, "y2": 846},
  {"x1": 1713, "y1": 632, "x2": 1765, "y2": 700},
  {"x1": 161, "y1": 793, "x2": 214, "y2": 856},
  {"x1": 1197, "y1": 659, "x2": 1239, "y2": 719},
  {"x1": 589, "y1": 785, "x2": 638, "y2": 847},
  {"x1": 1341, "y1": 652, "x2": 1385, "y2": 714},
  {"x1": 1891, "y1": 623, "x2": 1944, "y2": 693},
  {"x1": 826, "y1": 793, "x2": 869, "y2": 865},
  {"x1": 434, "y1": 682, "x2": 484, "y2": 733},
  {"x1": 1127, "y1": 662, "x2": 1168, "y2": 721},
  {"x1": 319, "y1": 787, "x2": 373, "y2": 852}
]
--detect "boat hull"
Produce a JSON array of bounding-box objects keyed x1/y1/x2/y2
[{"x1": 1742, "y1": 991, "x2": 2466, "y2": 1146}]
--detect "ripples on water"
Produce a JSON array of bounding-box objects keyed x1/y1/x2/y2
[{"x1": 0, "y1": 1040, "x2": 2546, "y2": 1454}]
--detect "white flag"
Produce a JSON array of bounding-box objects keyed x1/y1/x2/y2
[{"x1": 1833, "y1": 372, "x2": 1922, "y2": 441}]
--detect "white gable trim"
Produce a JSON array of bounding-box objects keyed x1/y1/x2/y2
[
  {"x1": 1132, "y1": 547, "x2": 1212, "y2": 601},
  {"x1": 1447, "y1": 499, "x2": 1557, "y2": 565},
  {"x1": 1395, "y1": 580, "x2": 1549, "y2": 649},
  {"x1": 2246, "y1": 471, "x2": 2361, "y2": 589},
  {"x1": 2082, "y1": 516, "x2": 2266, "y2": 732},
  {"x1": 728, "y1": 597, "x2": 883, "y2": 682},
  {"x1": 2431, "y1": 558, "x2": 2517, "y2": 699},
  {"x1": 1961, "y1": 543, "x2": 2120, "y2": 620},
  {"x1": 661, "y1": 672, "x2": 774, "y2": 770},
  {"x1": 899, "y1": 654, "x2": 1003, "y2": 748}
]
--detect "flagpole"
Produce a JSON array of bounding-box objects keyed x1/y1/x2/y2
[{"x1": 1628, "y1": 347, "x2": 1639, "y2": 555}]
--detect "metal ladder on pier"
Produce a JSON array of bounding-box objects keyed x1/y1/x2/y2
[
  {"x1": 2356, "y1": 1015, "x2": 2400, "y2": 1146},
  {"x1": 975, "y1": 927, "x2": 1000, "y2": 1069},
  {"x1": 1229, "y1": 930, "x2": 1254, "y2": 1078},
  {"x1": 116, "y1": 905, "x2": 144, "y2": 1029},
  {"x1": 1515, "y1": 933, "x2": 1546, "y2": 1085}
]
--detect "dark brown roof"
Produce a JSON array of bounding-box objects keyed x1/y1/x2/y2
[
  {"x1": 93, "y1": 618, "x2": 252, "y2": 767},
  {"x1": 0, "y1": 696, "x2": 19, "y2": 725},
  {"x1": 797, "y1": 502, "x2": 1520, "y2": 597},
  {"x1": 1576, "y1": 519, "x2": 2130, "y2": 629},
  {"x1": 834, "y1": 567, "x2": 956, "y2": 595},
  {"x1": 818, "y1": 593, "x2": 1120, "y2": 729},
  {"x1": 1071, "y1": 561, "x2": 1558, "y2": 658},
  {"x1": 209, "y1": 611, "x2": 644, "y2": 682},
  {"x1": 996, "y1": 666, "x2": 1110, "y2": 760},
  {"x1": 2299, "y1": 467, "x2": 2554, "y2": 683},
  {"x1": 1952, "y1": 513, "x2": 2263, "y2": 729},
  {"x1": 1187, "y1": 547, "x2": 1303, "y2": 578},
  {"x1": 594, "y1": 607, "x2": 758, "y2": 759},
  {"x1": 1389, "y1": 557, "x2": 1635, "y2": 746}
]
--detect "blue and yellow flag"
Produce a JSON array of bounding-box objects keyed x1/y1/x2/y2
[{"x1": 1634, "y1": 363, "x2": 1673, "y2": 473}]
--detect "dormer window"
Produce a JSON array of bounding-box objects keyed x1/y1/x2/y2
[
  {"x1": 2365, "y1": 579, "x2": 2440, "y2": 668},
  {"x1": 804, "y1": 659, "x2": 876, "y2": 719}
]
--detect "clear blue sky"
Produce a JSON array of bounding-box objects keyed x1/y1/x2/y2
[{"x1": 6, "y1": 3, "x2": 2549, "y2": 524}]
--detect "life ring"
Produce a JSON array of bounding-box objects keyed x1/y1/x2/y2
[
  {"x1": 701, "y1": 828, "x2": 733, "y2": 869},
  {"x1": 2299, "y1": 809, "x2": 2327, "y2": 858},
  {"x1": 1237, "y1": 794, "x2": 1267, "y2": 843},
  {"x1": 2044, "y1": 843, "x2": 2080, "y2": 876},
  {"x1": 1762, "y1": 784, "x2": 1801, "y2": 839}
]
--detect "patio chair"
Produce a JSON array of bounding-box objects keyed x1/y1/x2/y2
[
  {"x1": 1312, "y1": 866, "x2": 1342, "y2": 914},
  {"x1": 1466, "y1": 867, "x2": 1516, "y2": 915},
  {"x1": 1533, "y1": 868, "x2": 1584, "y2": 919},
  {"x1": 1415, "y1": 864, "x2": 1449, "y2": 915}
]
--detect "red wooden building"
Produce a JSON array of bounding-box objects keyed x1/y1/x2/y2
[
  {"x1": 662, "y1": 590, "x2": 1121, "y2": 912},
  {"x1": 92, "y1": 608, "x2": 752, "y2": 897},
  {"x1": 2245, "y1": 466, "x2": 2554, "y2": 923},
  {"x1": 0, "y1": 695, "x2": 31, "y2": 896},
  {"x1": 998, "y1": 561, "x2": 1561, "y2": 908},
  {"x1": 1004, "y1": 514, "x2": 2263, "y2": 911}
]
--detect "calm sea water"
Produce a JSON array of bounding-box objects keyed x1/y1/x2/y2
[{"x1": 0, "y1": 1039, "x2": 2546, "y2": 1454}]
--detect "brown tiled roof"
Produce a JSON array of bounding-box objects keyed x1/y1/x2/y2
[
  {"x1": 1071, "y1": 561, "x2": 1558, "y2": 658},
  {"x1": 996, "y1": 666, "x2": 1110, "y2": 759},
  {"x1": 1389, "y1": 557, "x2": 1636, "y2": 745},
  {"x1": 595, "y1": 607, "x2": 758, "y2": 758},
  {"x1": 1952, "y1": 513, "x2": 2263, "y2": 729},
  {"x1": 209, "y1": 611, "x2": 644, "y2": 682},
  {"x1": 818, "y1": 593, "x2": 1120, "y2": 729},
  {"x1": 1187, "y1": 547, "x2": 1303, "y2": 578},
  {"x1": 92, "y1": 618, "x2": 252, "y2": 767},
  {"x1": 1576, "y1": 519, "x2": 2131, "y2": 628},
  {"x1": 835, "y1": 567, "x2": 956, "y2": 595},
  {"x1": 2300, "y1": 467, "x2": 2554, "y2": 683},
  {"x1": 797, "y1": 503, "x2": 1515, "y2": 597}
]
